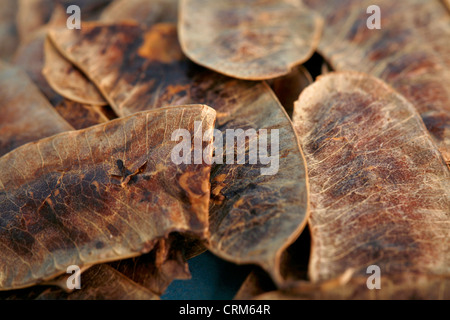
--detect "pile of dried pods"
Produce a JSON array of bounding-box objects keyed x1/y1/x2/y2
[{"x1": 0, "y1": 0, "x2": 449, "y2": 300}]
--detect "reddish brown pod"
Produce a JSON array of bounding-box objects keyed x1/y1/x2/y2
[
  {"x1": 304, "y1": 0, "x2": 450, "y2": 164},
  {"x1": 0, "y1": 105, "x2": 215, "y2": 290},
  {"x1": 292, "y1": 72, "x2": 450, "y2": 284},
  {"x1": 178, "y1": 0, "x2": 323, "y2": 80}
]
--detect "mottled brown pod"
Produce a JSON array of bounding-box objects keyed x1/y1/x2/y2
[
  {"x1": 292, "y1": 72, "x2": 450, "y2": 283},
  {"x1": 0, "y1": 105, "x2": 215, "y2": 290},
  {"x1": 304, "y1": 0, "x2": 450, "y2": 163},
  {"x1": 49, "y1": 22, "x2": 309, "y2": 286},
  {"x1": 0, "y1": 62, "x2": 73, "y2": 157},
  {"x1": 178, "y1": 0, "x2": 323, "y2": 80}
]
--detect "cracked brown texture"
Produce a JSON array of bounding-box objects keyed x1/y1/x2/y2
[
  {"x1": 0, "y1": 62, "x2": 73, "y2": 158},
  {"x1": 292, "y1": 72, "x2": 450, "y2": 283},
  {"x1": 0, "y1": 105, "x2": 215, "y2": 290},
  {"x1": 43, "y1": 38, "x2": 107, "y2": 106},
  {"x1": 49, "y1": 22, "x2": 309, "y2": 286},
  {"x1": 178, "y1": 0, "x2": 323, "y2": 80},
  {"x1": 304, "y1": 0, "x2": 450, "y2": 163},
  {"x1": 100, "y1": 0, "x2": 178, "y2": 27}
]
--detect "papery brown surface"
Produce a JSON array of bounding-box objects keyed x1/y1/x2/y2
[
  {"x1": 254, "y1": 274, "x2": 450, "y2": 300},
  {"x1": 0, "y1": 105, "x2": 215, "y2": 290},
  {"x1": 35, "y1": 264, "x2": 159, "y2": 300},
  {"x1": 14, "y1": 33, "x2": 111, "y2": 129},
  {"x1": 14, "y1": 10, "x2": 112, "y2": 128},
  {"x1": 54, "y1": 100, "x2": 111, "y2": 130},
  {"x1": 100, "y1": 0, "x2": 178, "y2": 27},
  {"x1": 49, "y1": 22, "x2": 309, "y2": 285},
  {"x1": 0, "y1": 62, "x2": 73, "y2": 157},
  {"x1": 292, "y1": 72, "x2": 450, "y2": 283},
  {"x1": 0, "y1": 264, "x2": 158, "y2": 300},
  {"x1": 110, "y1": 234, "x2": 191, "y2": 295},
  {"x1": 178, "y1": 0, "x2": 323, "y2": 80},
  {"x1": 268, "y1": 65, "x2": 312, "y2": 117},
  {"x1": 43, "y1": 38, "x2": 107, "y2": 106},
  {"x1": 304, "y1": 0, "x2": 450, "y2": 163}
]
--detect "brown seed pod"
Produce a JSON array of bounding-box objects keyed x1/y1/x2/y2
[
  {"x1": 0, "y1": 264, "x2": 158, "y2": 300},
  {"x1": 53, "y1": 100, "x2": 112, "y2": 130},
  {"x1": 267, "y1": 65, "x2": 313, "y2": 118},
  {"x1": 443, "y1": 0, "x2": 450, "y2": 10},
  {"x1": 292, "y1": 72, "x2": 450, "y2": 283},
  {"x1": 304, "y1": 0, "x2": 450, "y2": 164},
  {"x1": 178, "y1": 0, "x2": 323, "y2": 80},
  {"x1": 49, "y1": 22, "x2": 309, "y2": 286},
  {"x1": 43, "y1": 38, "x2": 107, "y2": 106},
  {"x1": 110, "y1": 235, "x2": 191, "y2": 296},
  {"x1": 0, "y1": 105, "x2": 215, "y2": 290},
  {"x1": 34, "y1": 264, "x2": 159, "y2": 300},
  {"x1": 0, "y1": 62, "x2": 73, "y2": 157}
]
